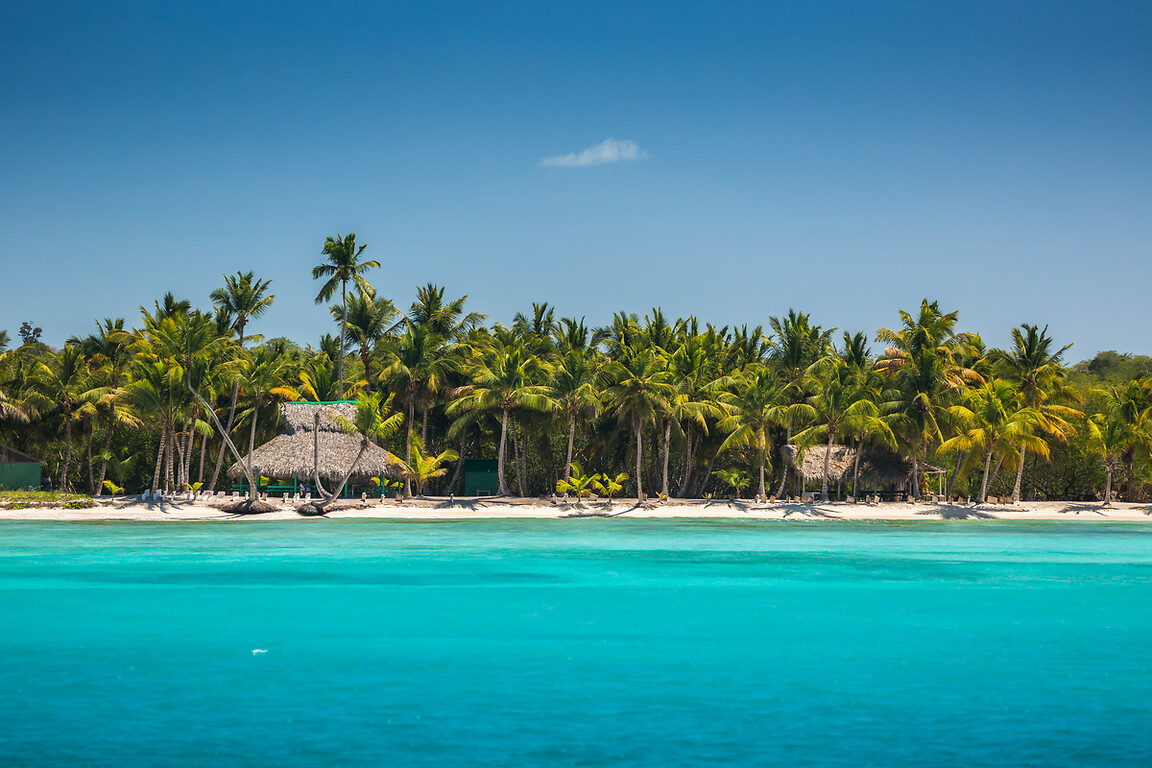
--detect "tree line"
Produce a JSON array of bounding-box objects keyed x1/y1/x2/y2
[{"x1": 2, "y1": 232, "x2": 1151, "y2": 503}]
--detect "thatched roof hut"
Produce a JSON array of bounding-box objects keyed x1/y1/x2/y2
[
  {"x1": 781, "y1": 444, "x2": 935, "y2": 489},
  {"x1": 228, "y1": 402, "x2": 402, "y2": 482}
]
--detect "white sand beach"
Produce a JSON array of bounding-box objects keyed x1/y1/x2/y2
[{"x1": 2, "y1": 496, "x2": 1150, "y2": 522}]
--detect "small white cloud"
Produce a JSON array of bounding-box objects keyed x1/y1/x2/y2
[{"x1": 539, "y1": 138, "x2": 648, "y2": 168}]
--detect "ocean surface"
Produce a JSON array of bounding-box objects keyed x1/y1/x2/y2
[{"x1": 1, "y1": 519, "x2": 1150, "y2": 767}]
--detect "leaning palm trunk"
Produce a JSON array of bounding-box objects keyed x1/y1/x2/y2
[
  {"x1": 151, "y1": 427, "x2": 165, "y2": 492},
  {"x1": 208, "y1": 382, "x2": 241, "y2": 491},
  {"x1": 188, "y1": 383, "x2": 257, "y2": 496},
  {"x1": 247, "y1": 400, "x2": 260, "y2": 498},
  {"x1": 447, "y1": 425, "x2": 468, "y2": 494},
  {"x1": 977, "y1": 442, "x2": 995, "y2": 503},
  {"x1": 1011, "y1": 445, "x2": 1027, "y2": 503}
]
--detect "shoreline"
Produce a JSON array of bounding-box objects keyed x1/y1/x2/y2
[{"x1": 1, "y1": 497, "x2": 1150, "y2": 522}]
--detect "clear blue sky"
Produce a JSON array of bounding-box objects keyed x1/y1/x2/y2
[{"x1": 3, "y1": 1, "x2": 1150, "y2": 360}]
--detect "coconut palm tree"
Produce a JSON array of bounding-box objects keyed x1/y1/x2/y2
[
  {"x1": 31, "y1": 345, "x2": 98, "y2": 492},
  {"x1": 381, "y1": 323, "x2": 459, "y2": 495},
  {"x1": 233, "y1": 346, "x2": 293, "y2": 498},
  {"x1": 312, "y1": 233, "x2": 380, "y2": 398},
  {"x1": 939, "y1": 380, "x2": 1047, "y2": 504},
  {"x1": 716, "y1": 367, "x2": 785, "y2": 500},
  {"x1": 875, "y1": 300, "x2": 982, "y2": 500},
  {"x1": 400, "y1": 436, "x2": 459, "y2": 497},
  {"x1": 333, "y1": 289, "x2": 398, "y2": 392},
  {"x1": 603, "y1": 347, "x2": 675, "y2": 500},
  {"x1": 409, "y1": 283, "x2": 486, "y2": 341},
  {"x1": 447, "y1": 336, "x2": 556, "y2": 496},
  {"x1": 551, "y1": 321, "x2": 605, "y2": 483},
  {"x1": 792, "y1": 360, "x2": 896, "y2": 501},
  {"x1": 991, "y1": 324, "x2": 1081, "y2": 502},
  {"x1": 208, "y1": 272, "x2": 276, "y2": 489}
]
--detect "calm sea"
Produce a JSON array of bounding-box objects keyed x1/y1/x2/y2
[{"x1": 1, "y1": 519, "x2": 1149, "y2": 767}]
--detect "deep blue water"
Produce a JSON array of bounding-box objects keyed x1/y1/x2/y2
[{"x1": 1, "y1": 519, "x2": 1150, "y2": 767}]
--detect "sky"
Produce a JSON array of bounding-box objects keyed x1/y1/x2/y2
[{"x1": 2, "y1": 1, "x2": 1150, "y2": 360}]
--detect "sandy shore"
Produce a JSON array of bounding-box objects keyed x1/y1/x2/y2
[{"x1": 1, "y1": 496, "x2": 1150, "y2": 522}]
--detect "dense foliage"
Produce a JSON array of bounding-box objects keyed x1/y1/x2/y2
[{"x1": 2, "y1": 237, "x2": 1150, "y2": 502}]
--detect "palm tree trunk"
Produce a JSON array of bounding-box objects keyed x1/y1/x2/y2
[
  {"x1": 945, "y1": 451, "x2": 962, "y2": 501},
  {"x1": 338, "y1": 281, "x2": 348, "y2": 399},
  {"x1": 208, "y1": 382, "x2": 241, "y2": 491},
  {"x1": 422, "y1": 400, "x2": 431, "y2": 451},
  {"x1": 497, "y1": 407, "x2": 511, "y2": 496},
  {"x1": 852, "y1": 439, "x2": 862, "y2": 500},
  {"x1": 679, "y1": 431, "x2": 699, "y2": 497},
  {"x1": 96, "y1": 411, "x2": 118, "y2": 494},
  {"x1": 447, "y1": 425, "x2": 468, "y2": 494},
  {"x1": 404, "y1": 394, "x2": 415, "y2": 497},
  {"x1": 775, "y1": 425, "x2": 793, "y2": 498},
  {"x1": 564, "y1": 412, "x2": 576, "y2": 482},
  {"x1": 758, "y1": 440, "x2": 767, "y2": 500},
  {"x1": 62, "y1": 414, "x2": 73, "y2": 492},
  {"x1": 1011, "y1": 445, "x2": 1027, "y2": 503},
  {"x1": 151, "y1": 427, "x2": 165, "y2": 492},
  {"x1": 316, "y1": 439, "x2": 369, "y2": 509},
  {"x1": 634, "y1": 415, "x2": 644, "y2": 499},
  {"x1": 821, "y1": 432, "x2": 833, "y2": 501},
  {"x1": 247, "y1": 400, "x2": 260, "y2": 498},
  {"x1": 1103, "y1": 461, "x2": 1114, "y2": 506},
  {"x1": 661, "y1": 419, "x2": 671, "y2": 498},
  {"x1": 85, "y1": 420, "x2": 95, "y2": 495},
  {"x1": 977, "y1": 443, "x2": 994, "y2": 503},
  {"x1": 197, "y1": 431, "x2": 209, "y2": 484}
]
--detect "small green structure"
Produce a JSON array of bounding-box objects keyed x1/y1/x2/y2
[
  {"x1": 0, "y1": 444, "x2": 42, "y2": 491},
  {"x1": 462, "y1": 459, "x2": 499, "y2": 496}
]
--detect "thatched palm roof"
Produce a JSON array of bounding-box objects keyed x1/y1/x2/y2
[
  {"x1": 228, "y1": 402, "x2": 402, "y2": 482},
  {"x1": 781, "y1": 444, "x2": 931, "y2": 487}
]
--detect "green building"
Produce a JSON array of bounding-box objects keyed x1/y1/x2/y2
[
  {"x1": 0, "y1": 444, "x2": 42, "y2": 491},
  {"x1": 462, "y1": 459, "x2": 499, "y2": 496}
]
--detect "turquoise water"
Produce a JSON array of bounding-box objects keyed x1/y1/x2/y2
[{"x1": 1, "y1": 520, "x2": 1150, "y2": 767}]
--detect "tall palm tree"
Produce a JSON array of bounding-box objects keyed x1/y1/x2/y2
[
  {"x1": 312, "y1": 233, "x2": 380, "y2": 398},
  {"x1": 939, "y1": 379, "x2": 1047, "y2": 504},
  {"x1": 603, "y1": 348, "x2": 675, "y2": 500},
  {"x1": 875, "y1": 300, "x2": 981, "y2": 500},
  {"x1": 409, "y1": 283, "x2": 486, "y2": 341},
  {"x1": 991, "y1": 324, "x2": 1080, "y2": 502},
  {"x1": 793, "y1": 360, "x2": 896, "y2": 501},
  {"x1": 381, "y1": 323, "x2": 458, "y2": 496},
  {"x1": 31, "y1": 346, "x2": 98, "y2": 492},
  {"x1": 552, "y1": 338, "x2": 604, "y2": 483},
  {"x1": 716, "y1": 367, "x2": 785, "y2": 500},
  {"x1": 331, "y1": 289, "x2": 398, "y2": 392},
  {"x1": 447, "y1": 336, "x2": 555, "y2": 496}
]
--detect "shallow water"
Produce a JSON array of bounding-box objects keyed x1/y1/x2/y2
[{"x1": 1, "y1": 519, "x2": 1150, "y2": 767}]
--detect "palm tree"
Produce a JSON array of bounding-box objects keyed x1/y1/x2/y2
[
  {"x1": 875, "y1": 300, "x2": 981, "y2": 500},
  {"x1": 991, "y1": 324, "x2": 1081, "y2": 502},
  {"x1": 312, "y1": 233, "x2": 380, "y2": 398},
  {"x1": 792, "y1": 360, "x2": 895, "y2": 501},
  {"x1": 552, "y1": 321, "x2": 604, "y2": 483},
  {"x1": 939, "y1": 380, "x2": 1047, "y2": 504},
  {"x1": 716, "y1": 367, "x2": 784, "y2": 500},
  {"x1": 400, "y1": 436, "x2": 459, "y2": 497},
  {"x1": 1086, "y1": 380, "x2": 1152, "y2": 505},
  {"x1": 233, "y1": 346, "x2": 292, "y2": 498},
  {"x1": 31, "y1": 346, "x2": 98, "y2": 492},
  {"x1": 603, "y1": 348, "x2": 675, "y2": 500},
  {"x1": 333, "y1": 289, "x2": 398, "y2": 392},
  {"x1": 447, "y1": 336, "x2": 556, "y2": 496},
  {"x1": 409, "y1": 283, "x2": 486, "y2": 341},
  {"x1": 381, "y1": 323, "x2": 458, "y2": 496},
  {"x1": 207, "y1": 272, "x2": 276, "y2": 490}
]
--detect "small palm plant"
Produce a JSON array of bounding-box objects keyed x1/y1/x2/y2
[
  {"x1": 713, "y1": 468, "x2": 751, "y2": 499},
  {"x1": 592, "y1": 472, "x2": 628, "y2": 502},
  {"x1": 102, "y1": 480, "x2": 126, "y2": 496},
  {"x1": 401, "y1": 436, "x2": 460, "y2": 497},
  {"x1": 555, "y1": 463, "x2": 597, "y2": 499}
]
